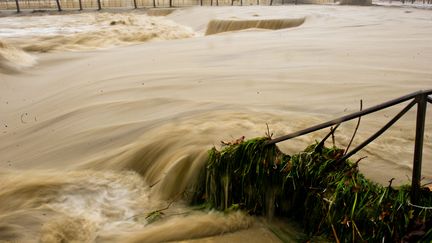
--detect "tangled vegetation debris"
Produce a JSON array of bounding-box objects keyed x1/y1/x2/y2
[{"x1": 192, "y1": 137, "x2": 432, "y2": 242}]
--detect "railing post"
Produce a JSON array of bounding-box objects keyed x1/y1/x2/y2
[
  {"x1": 97, "y1": 0, "x2": 101, "y2": 10},
  {"x1": 411, "y1": 92, "x2": 427, "y2": 204},
  {"x1": 153, "y1": 0, "x2": 156, "y2": 8},
  {"x1": 79, "y1": 0, "x2": 83, "y2": 10},
  {"x1": 15, "y1": 0, "x2": 20, "y2": 13},
  {"x1": 55, "y1": 0, "x2": 62, "y2": 11},
  {"x1": 133, "y1": 0, "x2": 137, "y2": 8}
]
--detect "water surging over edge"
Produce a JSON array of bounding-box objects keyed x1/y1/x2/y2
[
  {"x1": 0, "y1": 40, "x2": 37, "y2": 73},
  {"x1": 0, "y1": 12, "x2": 196, "y2": 73},
  {"x1": 0, "y1": 111, "x2": 279, "y2": 242},
  {"x1": 0, "y1": 168, "x2": 254, "y2": 242},
  {"x1": 19, "y1": 13, "x2": 196, "y2": 53},
  {"x1": 205, "y1": 17, "x2": 306, "y2": 35}
]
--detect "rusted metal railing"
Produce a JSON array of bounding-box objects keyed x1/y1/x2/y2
[{"x1": 267, "y1": 89, "x2": 432, "y2": 204}]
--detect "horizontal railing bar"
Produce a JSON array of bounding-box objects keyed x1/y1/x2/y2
[
  {"x1": 267, "y1": 89, "x2": 432, "y2": 145},
  {"x1": 337, "y1": 99, "x2": 417, "y2": 162}
]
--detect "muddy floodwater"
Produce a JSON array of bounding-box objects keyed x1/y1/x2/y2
[{"x1": 0, "y1": 5, "x2": 431, "y2": 242}]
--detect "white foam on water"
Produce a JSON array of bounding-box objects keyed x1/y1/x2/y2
[{"x1": 46, "y1": 171, "x2": 153, "y2": 233}]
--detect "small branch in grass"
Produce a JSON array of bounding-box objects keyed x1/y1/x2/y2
[
  {"x1": 331, "y1": 224, "x2": 340, "y2": 243},
  {"x1": 422, "y1": 181, "x2": 432, "y2": 187},
  {"x1": 353, "y1": 156, "x2": 367, "y2": 168},
  {"x1": 352, "y1": 220, "x2": 364, "y2": 241},
  {"x1": 388, "y1": 178, "x2": 395, "y2": 188},
  {"x1": 265, "y1": 123, "x2": 273, "y2": 139},
  {"x1": 316, "y1": 123, "x2": 340, "y2": 152},
  {"x1": 331, "y1": 126, "x2": 338, "y2": 147},
  {"x1": 345, "y1": 100, "x2": 363, "y2": 155}
]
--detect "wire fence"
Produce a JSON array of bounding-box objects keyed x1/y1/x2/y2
[
  {"x1": 0, "y1": 0, "x2": 295, "y2": 11},
  {"x1": 2, "y1": 0, "x2": 431, "y2": 13}
]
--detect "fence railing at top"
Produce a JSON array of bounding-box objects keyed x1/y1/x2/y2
[
  {"x1": 267, "y1": 89, "x2": 432, "y2": 204},
  {"x1": 3, "y1": 0, "x2": 432, "y2": 12},
  {"x1": 3, "y1": 0, "x2": 295, "y2": 12}
]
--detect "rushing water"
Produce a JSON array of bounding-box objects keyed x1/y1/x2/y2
[{"x1": 0, "y1": 5, "x2": 431, "y2": 242}]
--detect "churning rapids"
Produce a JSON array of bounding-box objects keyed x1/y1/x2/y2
[{"x1": 0, "y1": 5, "x2": 431, "y2": 242}]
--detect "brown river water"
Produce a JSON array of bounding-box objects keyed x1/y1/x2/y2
[{"x1": 0, "y1": 5, "x2": 431, "y2": 242}]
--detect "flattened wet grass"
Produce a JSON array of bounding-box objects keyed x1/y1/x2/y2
[{"x1": 193, "y1": 137, "x2": 432, "y2": 242}]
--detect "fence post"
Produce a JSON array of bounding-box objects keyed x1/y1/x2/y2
[
  {"x1": 79, "y1": 0, "x2": 83, "y2": 10},
  {"x1": 133, "y1": 0, "x2": 137, "y2": 8},
  {"x1": 411, "y1": 93, "x2": 427, "y2": 204},
  {"x1": 55, "y1": 0, "x2": 62, "y2": 11},
  {"x1": 169, "y1": 0, "x2": 172, "y2": 7},
  {"x1": 97, "y1": 0, "x2": 101, "y2": 10},
  {"x1": 15, "y1": 0, "x2": 20, "y2": 13},
  {"x1": 153, "y1": 0, "x2": 156, "y2": 7}
]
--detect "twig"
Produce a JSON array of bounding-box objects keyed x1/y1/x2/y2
[
  {"x1": 331, "y1": 224, "x2": 340, "y2": 243},
  {"x1": 150, "y1": 178, "x2": 162, "y2": 188},
  {"x1": 331, "y1": 126, "x2": 337, "y2": 147},
  {"x1": 316, "y1": 124, "x2": 340, "y2": 152},
  {"x1": 146, "y1": 199, "x2": 175, "y2": 218},
  {"x1": 352, "y1": 220, "x2": 364, "y2": 241},
  {"x1": 421, "y1": 180, "x2": 432, "y2": 187},
  {"x1": 353, "y1": 156, "x2": 367, "y2": 168},
  {"x1": 345, "y1": 100, "x2": 363, "y2": 155},
  {"x1": 265, "y1": 123, "x2": 273, "y2": 139},
  {"x1": 388, "y1": 178, "x2": 395, "y2": 188},
  {"x1": 126, "y1": 192, "x2": 183, "y2": 221}
]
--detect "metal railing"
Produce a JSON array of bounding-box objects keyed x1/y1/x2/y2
[
  {"x1": 267, "y1": 89, "x2": 432, "y2": 204},
  {"x1": 3, "y1": 0, "x2": 286, "y2": 12},
  {"x1": 3, "y1": 0, "x2": 432, "y2": 12}
]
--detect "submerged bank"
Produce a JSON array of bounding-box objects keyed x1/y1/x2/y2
[{"x1": 195, "y1": 137, "x2": 432, "y2": 241}]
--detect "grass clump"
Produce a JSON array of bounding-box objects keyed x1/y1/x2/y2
[{"x1": 192, "y1": 137, "x2": 432, "y2": 242}]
